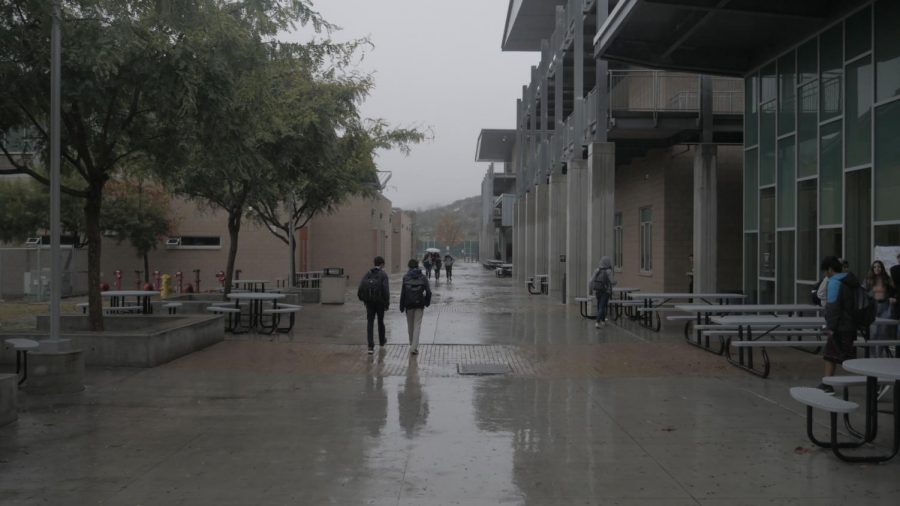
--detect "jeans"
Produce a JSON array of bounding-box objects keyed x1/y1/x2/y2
[
  {"x1": 595, "y1": 290, "x2": 610, "y2": 322},
  {"x1": 366, "y1": 303, "x2": 386, "y2": 348},
  {"x1": 405, "y1": 308, "x2": 424, "y2": 351},
  {"x1": 446, "y1": 266, "x2": 452, "y2": 279}
]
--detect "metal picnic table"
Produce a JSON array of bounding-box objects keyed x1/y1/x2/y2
[
  {"x1": 674, "y1": 304, "x2": 822, "y2": 353},
  {"x1": 576, "y1": 287, "x2": 640, "y2": 320},
  {"x1": 629, "y1": 292, "x2": 746, "y2": 331}
]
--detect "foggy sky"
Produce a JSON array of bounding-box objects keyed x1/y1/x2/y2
[{"x1": 284, "y1": 1, "x2": 535, "y2": 211}]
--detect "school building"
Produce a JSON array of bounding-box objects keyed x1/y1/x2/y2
[
  {"x1": 477, "y1": 0, "x2": 745, "y2": 302},
  {"x1": 592, "y1": 0, "x2": 900, "y2": 303}
]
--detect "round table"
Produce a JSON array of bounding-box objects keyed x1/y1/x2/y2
[
  {"x1": 101, "y1": 290, "x2": 160, "y2": 314},
  {"x1": 227, "y1": 292, "x2": 285, "y2": 331},
  {"x1": 840, "y1": 358, "x2": 900, "y2": 462}
]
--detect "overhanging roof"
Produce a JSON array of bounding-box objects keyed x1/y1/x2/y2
[
  {"x1": 475, "y1": 129, "x2": 516, "y2": 162},
  {"x1": 502, "y1": 0, "x2": 565, "y2": 51},
  {"x1": 595, "y1": 0, "x2": 869, "y2": 77}
]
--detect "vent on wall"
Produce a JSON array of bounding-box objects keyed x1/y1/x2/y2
[{"x1": 165, "y1": 237, "x2": 181, "y2": 248}]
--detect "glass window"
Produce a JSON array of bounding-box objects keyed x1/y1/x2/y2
[
  {"x1": 640, "y1": 207, "x2": 652, "y2": 273},
  {"x1": 744, "y1": 233, "x2": 759, "y2": 303},
  {"x1": 778, "y1": 52, "x2": 796, "y2": 135},
  {"x1": 875, "y1": 225, "x2": 900, "y2": 247},
  {"x1": 759, "y1": 280, "x2": 775, "y2": 304},
  {"x1": 846, "y1": 57, "x2": 873, "y2": 167},
  {"x1": 744, "y1": 149, "x2": 758, "y2": 230},
  {"x1": 820, "y1": 25, "x2": 843, "y2": 120},
  {"x1": 760, "y1": 188, "x2": 776, "y2": 278},
  {"x1": 845, "y1": 7, "x2": 871, "y2": 61},
  {"x1": 797, "y1": 283, "x2": 817, "y2": 306},
  {"x1": 875, "y1": 100, "x2": 900, "y2": 221},
  {"x1": 798, "y1": 38, "x2": 817, "y2": 84},
  {"x1": 819, "y1": 120, "x2": 843, "y2": 225},
  {"x1": 761, "y1": 63, "x2": 777, "y2": 103},
  {"x1": 759, "y1": 101, "x2": 776, "y2": 186},
  {"x1": 797, "y1": 81, "x2": 818, "y2": 178},
  {"x1": 845, "y1": 168, "x2": 872, "y2": 275},
  {"x1": 614, "y1": 212, "x2": 623, "y2": 271},
  {"x1": 777, "y1": 231, "x2": 795, "y2": 303},
  {"x1": 777, "y1": 136, "x2": 796, "y2": 227},
  {"x1": 797, "y1": 180, "x2": 818, "y2": 281},
  {"x1": 875, "y1": 0, "x2": 900, "y2": 102},
  {"x1": 744, "y1": 75, "x2": 758, "y2": 146},
  {"x1": 820, "y1": 227, "x2": 843, "y2": 260}
]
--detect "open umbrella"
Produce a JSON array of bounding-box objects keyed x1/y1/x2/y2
[{"x1": 425, "y1": 247, "x2": 441, "y2": 253}]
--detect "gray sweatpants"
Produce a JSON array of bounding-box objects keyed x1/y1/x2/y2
[{"x1": 405, "y1": 308, "x2": 424, "y2": 352}]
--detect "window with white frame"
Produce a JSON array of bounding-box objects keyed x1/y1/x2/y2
[
  {"x1": 639, "y1": 207, "x2": 653, "y2": 274},
  {"x1": 613, "y1": 212, "x2": 623, "y2": 271}
]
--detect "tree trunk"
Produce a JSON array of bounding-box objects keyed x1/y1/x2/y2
[
  {"x1": 223, "y1": 209, "x2": 243, "y2": 299},
  {"x1": 289, "y1": 222, "x2": 297, "y2": 287},
  {"x1": 85, "y1": 188, "x2": 104, "y2": 331}
]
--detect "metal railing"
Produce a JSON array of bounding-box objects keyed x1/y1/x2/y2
[
  {"x1": 609, "y1": 70, "x2": 744, "y2": 114},
  {"x1": 293, "y1": 271, "x2": 322, "y2": 289}
]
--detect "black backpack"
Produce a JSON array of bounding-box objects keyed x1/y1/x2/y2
[
  {"x1": 403, "y1": 275, "x2": 427, "y2": 308},
  {"x1": 359, "y1": 270, "x2": 383, "y2": 304},
  {"x1": 840, "y1": 278, "x2": 876, "y2": 329}
]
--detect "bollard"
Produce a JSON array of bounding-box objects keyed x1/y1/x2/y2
[
  {"x1": 175, "y1": 271, "x2": 183, "y2": 294},
  {"x1": 235, "y1": 269, "x2": 242, "y2": 280},
  {"x1": 216, "y1": 270, "x2": 226, "y2": 288},
  {"x1": 193, "y1": 269, "x2": 201, "y2": 293},
  {"x1": 114, "y1": 269, "x2": 122, "y2": 290},
  {"x1": 153, "y1": 270, "x2": 161, "y2": 291}
]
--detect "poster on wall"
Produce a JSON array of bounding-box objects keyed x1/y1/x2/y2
[{"x1": 873, "y1": 246, "x2": 900, "y2": 269}]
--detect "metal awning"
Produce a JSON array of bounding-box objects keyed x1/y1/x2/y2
[
  {"x1": 502, "y1": 0, "x2": 565, "y2": 51},
  {"x1": 475, "y1": 129, "x2": 516, "y2": 162},
  {"x1": 595, "y1": 0, "x2": 868, "y2": 77}
]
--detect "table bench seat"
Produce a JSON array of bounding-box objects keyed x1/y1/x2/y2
[
  {"x1": 4, "y1": 338, "x2": 39, "y2": 386},
  {"x1": 730, "y1": 340, "x2": 823, "y2": 348},
  {"x1": 790, "y1": 387, "x2": 858, "y2": 414},
  {"x1": 261, "y1": 304, "x2": 301, "y2": 334}
]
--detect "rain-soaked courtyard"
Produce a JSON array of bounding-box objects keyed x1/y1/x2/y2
[{"x1": 2, "y1": 262, "x2": 898, "y2": 505}]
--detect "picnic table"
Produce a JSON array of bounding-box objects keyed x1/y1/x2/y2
[
  {"x1": 232, "y1": 279, "x2": 270, "y2": 293},
  {"x1": 629, "y1": 292, "x2": 746, "y2": 331},
  {"x1": 674, "y1": 304, "x2": 822, "y2": 352},
  {"x1": 226, "y1": 292, "x2": 286, "y2": 332},
  {"x1": 100, "y1": 290, "x2": 160, "y2": 314},
  {"x1": 836, "y1": 358, "x2": 900, "y2": 462},
  {"x1": 708, "y1": 315, "x2": 826, "y2": 377},
  {"x1": 576, "y1": 287, "x2": 640, "y2": 320}
]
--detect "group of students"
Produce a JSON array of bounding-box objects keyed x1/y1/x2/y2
[
  {"x1": 422, "y1": 252, "x2": 454, "y2": 282},
  {"x1": 357, "y1": 253, "x2": 455, "y2": 356}
]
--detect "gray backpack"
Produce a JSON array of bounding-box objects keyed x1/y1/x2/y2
[{"x1": 591, "y1": 268, "x2": 612, "y2": 293}]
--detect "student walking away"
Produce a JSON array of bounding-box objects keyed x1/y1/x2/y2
[
  {"x1": 357, "y1": 256, "x2": 391, "y2": 355},
  {"x1": 422, "y1": 254, "x2": 433, "y2": 279},
  {"x1": 864, "y1": 260, "x2": 896, "y2": 339},
  {"x1": 818, "y1": 256, "x2": 874, "y2": 393},
  {"x1": 589, "y1": 256, "x2": 616, "y2": 329},
  {"x1": 400, "y1": 259, "x2": 431, "y2": 356},
  {"x1": 433, "y1": 253, "x2": 442, "y2": 281},
  {"x1": 443, "y1": 254, "x2": 454, "y2": 282}
]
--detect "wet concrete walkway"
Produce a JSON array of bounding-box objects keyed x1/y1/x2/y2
[{"x1": 1, "y1": 263, "x2": 898, "y2": 505}]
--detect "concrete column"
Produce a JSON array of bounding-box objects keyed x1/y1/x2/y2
[
  {"x1": 535, "y1": 182, "x2": 549, "y2": 276},
  {"x1": 548, "y1": 168, "x2": 568, "y2": 302},
  {"x1": 514, "y1": 199, "x2": 523, "y2": 282},
  {"x1": 524, "y1": 191, "x2": 535, "y2": 281},
  {"x1": 587, "y1": 142, "x2": 616, "y2": 275},
  {"x1": 566, "y1": 160, "x2": 588, "y2": 301},
  {"x1": 693, "y1": 144, "x2": 718, "y2": 293}
]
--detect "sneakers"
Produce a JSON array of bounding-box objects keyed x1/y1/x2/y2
[
  {"x1": 411, "y1": 349, "x2": 419, "y2": 355},
  {"x1": 379, "y1": 339, "x2": 387, "y2": 347},
  {"x1": 817, "y1": 383, "x2": 835, "y2": 394},
  {"x1": 367, "y1": 348, "x2": 374, "y2": 355},
  {"x1": 595, "y1": 321, "x2": 605, "y2": 329}
]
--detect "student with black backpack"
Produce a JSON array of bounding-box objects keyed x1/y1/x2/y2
[
  {"x1": 357, "y1": 256, "x2": 391, "y2": 355},
  {"x1": 399, "y1": 259, "x2": 432, "y2": 356}
]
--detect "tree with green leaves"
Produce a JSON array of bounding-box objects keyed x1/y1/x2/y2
[{"x1": 101, "y1": 180, "x2": 172, "y2": 282}]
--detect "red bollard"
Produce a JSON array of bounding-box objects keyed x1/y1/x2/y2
[
  {"x1": 176, "y1": 271, "x2": 183, "y2": 294},
  {"x1": 216, "y1": 270, "x2": 226, "y2": 287},
  {"x1": 114, "y1": 270, "x2": 122, "y2": 290},
  {"x1": 235, "y1": 269, "x2": 242, "y2": 280}
]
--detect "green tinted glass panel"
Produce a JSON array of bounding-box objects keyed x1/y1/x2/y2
[
  {"x1": 745, "y1": 75, "x2": 758, "y2": 146},
  {"x1": 761, "y1": 63, "x2": 777, "y2": 103},
  {"x1": 844, "y1": 168, "x2": 871, "y2": 274},
  {"x1": 875, "y1": 0, "x2": 900, "y2": 102},
  {"x1": 797, "y1": 180, "x2": 817, "y2": 281},
  {"x1": 778, "y1": 52, "x2": 796, "y2": 134},
  {"x1": 797, "y1": 82, "x2": 818, "y2": 177},
  {"x1": 777, "y1": 231, "x2": 795, "y2": 304},
  {"x1": 777, "y1": 136, "x2": 796, "y2": 227},
  {"x1": 845, "y1": 7, "x2": 871, "y2": 61},
  {"x1": 759, "y1": 101, "x2": 776, "y2": 186},
  {"x1": 875, "y1": 100, "x2": 900, "y2": 221},
  {"x1": 744, "y1": 149, "x2": 758, "y2": 230},
  {"x1": 760, "y1": 188, "x2": 775, "y2": 278},
  {"x1": 819, "y1": 120, "x2": 843, "y2": 225},
  {"x1": 820, "y1": 25, "x2": 843, "y2": 121},
  {"x1": 744, "y1": 233, "x2": 759, "y2": 303},
  {"x1": 759, "y1": 280, "x2": 775, "y2": 304},
  {"x1": 798, "y1": 38, "x2": 818, "y2": 84},
  {"x1": 875, "y1": 225, "x2": 900, "y2": 247},
  {"x1": 846, "y1": 57, "x2": 872, "y2": 167},
  {"x1": 820, "y1": 227, "x2": 843, "y2": 260}
]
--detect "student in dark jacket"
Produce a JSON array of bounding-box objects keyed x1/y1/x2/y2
[
  {"x1": 819, "y1": 256, "x2": 859, "y2": 392},
  {"x1": 357, "y1": 256, "x2": 391, "y2": 354},
  {"x1": 399, "y1": 259, "x2": 431, "y2": 356}
]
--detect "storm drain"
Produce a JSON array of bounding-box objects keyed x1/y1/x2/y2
[{"x1": 457, "y1": 363, "x2": 511, "y2": 375}]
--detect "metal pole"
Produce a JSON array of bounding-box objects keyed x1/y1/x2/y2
[{"x1": 48, "y1": 1, "x2": 63, "y2": 349}]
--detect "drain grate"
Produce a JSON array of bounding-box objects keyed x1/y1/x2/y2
[{"x1": 457, "y1": 363, "x2": 511, "y2": 375}]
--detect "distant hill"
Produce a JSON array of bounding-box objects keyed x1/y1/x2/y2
[{"x1": 410, "y1": 195, "x2": 480, "y2": 255}]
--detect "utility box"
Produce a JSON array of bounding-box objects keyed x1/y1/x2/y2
[{"x1": 320, "y1": 267, "x2": 346, "y2": 304}]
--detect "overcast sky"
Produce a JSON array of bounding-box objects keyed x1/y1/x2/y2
[{"x1": 284, "y1": 1, "x2": 535, "y2": 211}]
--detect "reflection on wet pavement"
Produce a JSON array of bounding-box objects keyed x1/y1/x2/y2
[{"x1": 1, "y1": 263, "x2": 898, "y2": 505}]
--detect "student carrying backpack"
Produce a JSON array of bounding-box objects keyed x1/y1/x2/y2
[
  {"x1": 589, "y1": 256, "x2": 616, "y2": 329},
  {"x1": 818, "y1": 256, "x2": 867, "y2": 393},
  {"x1": 357, "y1": 256, "x2": 390, "y2": 354},
  {"x1": 400, "y1": 259, "x2": 432, "y2": 356}
]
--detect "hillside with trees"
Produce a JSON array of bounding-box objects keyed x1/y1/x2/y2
[{"x1": 411, "y1": 195, "x2": 481, "y2": 256}]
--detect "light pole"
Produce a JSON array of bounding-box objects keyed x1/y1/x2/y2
[{"x1": 46, "y1": 0, "x2": 65, "y2": 351}]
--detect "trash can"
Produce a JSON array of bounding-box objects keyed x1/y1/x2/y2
[{"x1": 320, "y1": 267, "x2": 346, "y2": 304}]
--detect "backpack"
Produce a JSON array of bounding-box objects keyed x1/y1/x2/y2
[
  {"x1": 359, "y1": 270, "x2": 383, "y2": 304},
  {"x1": 403, "y1": 275, "x2": 427, "y2": 308},
  {"x1": 591, "y1": 268, "x2": 612, "y2": 294},
  {"x1": 840, "y1": 278, "x2": 876, "y2": 329},
  {"x1": 444, "y1": 257, "x2": 454, "y2": 267}
]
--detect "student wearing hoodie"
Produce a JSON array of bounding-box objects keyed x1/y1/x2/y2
[
  {"x1": 819, "y1": 255, "x2": 860, "y2": 392},
  {"x1": 399, "y1": 259, "x2": 432, "y2": 356},
  {"x1": 589, "y1": 256, "x2": 616, "y2": 328}
]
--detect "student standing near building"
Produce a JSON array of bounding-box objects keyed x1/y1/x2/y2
[
  {"x1": 400, "y1": 259, "x2": 431, "y2": 356},
  {"x1": 818, "y1": 256, "x2": 862, "y2": 393},
  {"x1": 863, "y1": 260, "x2": 896, "y2": 339},
  {"x1": 589, "y1": 256, "x2": 616, "y2": 329},
  {"x1": 357, "y1": 256, "x2": 391, "y2": 355},
  {"x1": 443, "y1": 254, "x2": 454, "y2": 282}
]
